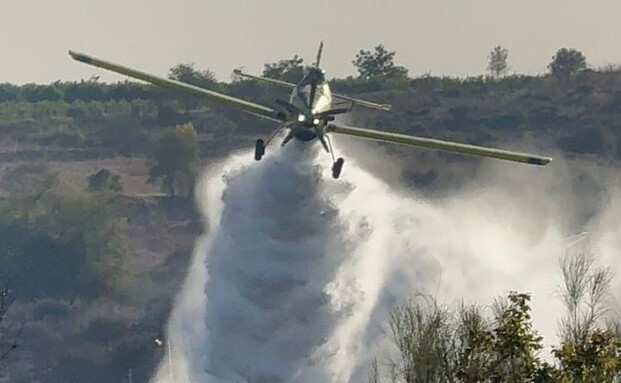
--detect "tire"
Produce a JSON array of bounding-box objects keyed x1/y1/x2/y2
[
  {"x1": 255, "y1": 139, "x2": 265, "y2": 161},
  {"x1": 332, "y1": 157, "x2": 344, "y2": 179}
]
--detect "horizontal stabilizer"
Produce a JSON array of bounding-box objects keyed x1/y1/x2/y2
[
  {"x1": 232, "y1": 69, "x2": 297, "y2": 89},
  {"x1": 232, "y1": 69, "x2": 391, "y2": 112},
  {"x1": 331, "y1": 94, "x2": 392, "y2": 111}
]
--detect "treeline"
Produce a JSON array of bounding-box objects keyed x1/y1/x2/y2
[{"x1": 0, "y1": 44, "x2": 598, "y2": 104}]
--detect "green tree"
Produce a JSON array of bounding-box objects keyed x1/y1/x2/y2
[
  {"x1": 548, "y1": 48, "x2": 587, "y2": 80},
  {"x1": 388, "y1": 292, "x2": 546, "y2": 383},
  {"x1": 352, "y1": 45, "x2": 408, "y2": 80},
  {"x1": 262, "y1": 55, "x2": 304, "y2": 83},
  {"x1": 87, "y1": 169, "x2": 123, "y2": 193},
  {"x1": 168, "y1": 64, "x2": 217, "y2": 113},
  {"x1": 0, "y1": 186, "x2": 125, "y2": 300},
  {"x1": 488, "y1": 46, "x2": 510, "y2": 78},
  {"x1": 382, "y1": 252, "x2": 621, "y2": 383},
  {"x1": 148, "y1": 122, "x2": 199, "y2": 198},
  {"x1": 168, "y1": 63, "x2": 216, "y2": 88}
]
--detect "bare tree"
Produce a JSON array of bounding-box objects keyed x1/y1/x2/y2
[{"x1": 557, "y1": 252, "x2": 613, "y2": 343}]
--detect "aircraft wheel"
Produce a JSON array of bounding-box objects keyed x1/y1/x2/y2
[
  {"x1": 332, "y1": 157, "x2": 344, "y2": 179},
  {"x1": 255, "y1": 139, "x2": 265, "y2": 161}
]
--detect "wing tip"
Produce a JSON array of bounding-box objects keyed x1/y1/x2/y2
[
  {"x1": 527, "y1": 156, "x2": 553, "y2": 166},
  {"x1": 68, "y1": 50, "x2": 93, "y2": 64}
]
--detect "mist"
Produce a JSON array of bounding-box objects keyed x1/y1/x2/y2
[{"x1": 151, "y1": 138, "x2": 620, "y2": 383}]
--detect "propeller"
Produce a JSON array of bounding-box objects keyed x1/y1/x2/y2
[
  {"x1": 314, "y1": 41, "x2": 324, "y2": 68},
  {"x1": 308, "y1": 41, "x2": 325, "y2": 110}
]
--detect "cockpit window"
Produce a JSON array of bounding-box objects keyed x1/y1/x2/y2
[{"x1": 298, "y1": 67, "x2": 326, "y2": 87}]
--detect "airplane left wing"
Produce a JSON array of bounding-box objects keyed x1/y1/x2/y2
[
  {"x1": 69, "y1": 51, "x2": 286, "y2": 122},
  {"x1": 326, "y1": 123, "x2": 552, "y2": 165}
]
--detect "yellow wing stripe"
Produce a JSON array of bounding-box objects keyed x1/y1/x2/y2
[
  {"x1": 326, "y1": 124, "x2": 552, "y2": 165},
  {"x1": 69, "y1": 51, "x2": 285, "y2": 122}
]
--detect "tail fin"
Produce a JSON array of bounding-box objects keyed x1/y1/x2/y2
[{"x1": 314, "y1": 41, "x2": 324, "y2": 68}]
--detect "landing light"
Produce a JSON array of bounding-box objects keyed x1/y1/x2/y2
[
  {"x1": 297, "y1": 114, "x2": 306, "y2": 122},
  {"x1": 313, "y1": 118, "x2": 320, "y2": 125}
]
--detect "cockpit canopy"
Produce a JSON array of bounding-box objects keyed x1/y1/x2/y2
[{"x1": 298, "y1": 67, "x2": 327, "y2": 87}]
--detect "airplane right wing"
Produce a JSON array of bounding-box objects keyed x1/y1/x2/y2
[
  {"x1": 69, "y1": 51, "x2": 286, "y2": 123},
  {"x1": 326, "y1": 123, "x2": 552, "y2": 165}
]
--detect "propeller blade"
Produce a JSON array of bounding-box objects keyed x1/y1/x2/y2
[{"x1": 315, "y1": 41, "x2": 324, "y2": 68}]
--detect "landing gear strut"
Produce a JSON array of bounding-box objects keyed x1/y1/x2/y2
[
  {"x1": 254, "y1": 123, "x2": 291, "y2": 161},
  {"x1": 332, "y1": 157, "x2": 344, "y2": 179},
  {"x1": 255, "y1": 139, "x2": 265, "y2": 161}
]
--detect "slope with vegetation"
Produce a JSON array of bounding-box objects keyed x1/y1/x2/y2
[{"x1": 0, "y1": 45, "x2": 618, "y2": 382}]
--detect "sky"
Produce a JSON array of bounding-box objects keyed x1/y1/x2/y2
[{"x1": 1, "y1": 0, "x2": 620, "y2": 84}]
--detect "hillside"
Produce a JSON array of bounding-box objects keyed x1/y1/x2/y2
[{"x1": 0, "y1": 69, "x2": 619, "y2": 382}]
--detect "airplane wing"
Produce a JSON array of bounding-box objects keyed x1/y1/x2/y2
[
  {"x1": 325, "y1": 123, "x2": 552, "y2": 165},
  {"x1": 69, "y1": 51, "x2": 286, "y2": 123}
]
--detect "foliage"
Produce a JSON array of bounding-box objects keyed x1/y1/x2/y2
[
  {"x1": 488, "y1": 46, "x2": 510, "y2": 78},
  {"x1": 548, "y1": 252, "x2": 620, "y2": 382},
  {"x1": 352, "y1": 45, "x2": 408, "y2": 80},
  {"x1": 167, "y1": 64, "x2": 218, "y2": 114},
  {"x1": 0, "y1": 165, "x2": 125, "y2": 300},
  {"x1": 168, "y1": 63, "x2": 216, "y2": 89},
  {"x1": 548, "y1": 48, "x2": 587, "y2": 80},
  {"x1": 147, "y1": 122, "x2": 199, "y2": 197},
  {"x1": 384, "y1": 253, "x2": 621, "y2": 383},
  {"x1": 389, "y1": 292, "x2": 546, "y2": 383},
  {"x1": 87, "y1": 169, "x2": 122, "y2": 193},
  {"x1": 262, "y1": 55, "x2": 304, "y2": 83}
]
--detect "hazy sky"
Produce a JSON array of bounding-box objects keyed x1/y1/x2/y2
[{"x1": 2, "y1": 0, "x2": 620, "y2": 84}]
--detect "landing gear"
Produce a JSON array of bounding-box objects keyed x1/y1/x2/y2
[
  {"x1": 254, "y1": 123, "x2": 292, "y2": 161},
  {"x1": 332, "y1": 157, "x2": 344, "y2": 179},
  {"x1": 255, "y1": 139, "x2": 265, "y2": 161}
]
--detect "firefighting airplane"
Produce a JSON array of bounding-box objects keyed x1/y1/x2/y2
[{"x1": 68, "y1": 42, "x2": 551, "y2": 178}]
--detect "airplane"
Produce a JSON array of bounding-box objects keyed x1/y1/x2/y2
[{"x1": 68, "y1": 42, "x2": 552, "y2": 179}]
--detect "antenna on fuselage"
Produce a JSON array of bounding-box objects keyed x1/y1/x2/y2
[{"x1": 314, "y1": 41, "x2": 324, "y2": 68}]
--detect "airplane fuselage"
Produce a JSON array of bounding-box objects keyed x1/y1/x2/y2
[{"x1": 287, "y1": 67, "x2": 332, "y2": 142}]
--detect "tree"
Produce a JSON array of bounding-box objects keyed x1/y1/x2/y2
[
  {"x1": 262, "y1": 55, "x2": 304, "y2": 83},
  {"x1": 548, "y1": 48, "x2": 587, "y2": 80},
  {"x1": 388, "y1": 292, "x2": 546, "y2": 383},
  {"x1": 549, "y1": 252, "x2": 621, "y2": 382},
  {"x1": 148, "y1": 122, "x2": 199, "y2": 198},
  {"x1": 352, "y1": 45, "x2": 408, "y2": 80},
  {"x1": 168, "y1": 63, "x2": 216, "y2": 88},
  {"x1": 382, "y1": 252, "x2": 621, "y2": 382},
  {"x1": 488, "y1": 46, "x2": 510, "y2": 78},
  {"x1": 87, "y1": 169, "x2": 122, "y2": 193},
  {"x1": 168, "y1": 64, "x2": 217, "y2": 113}
]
